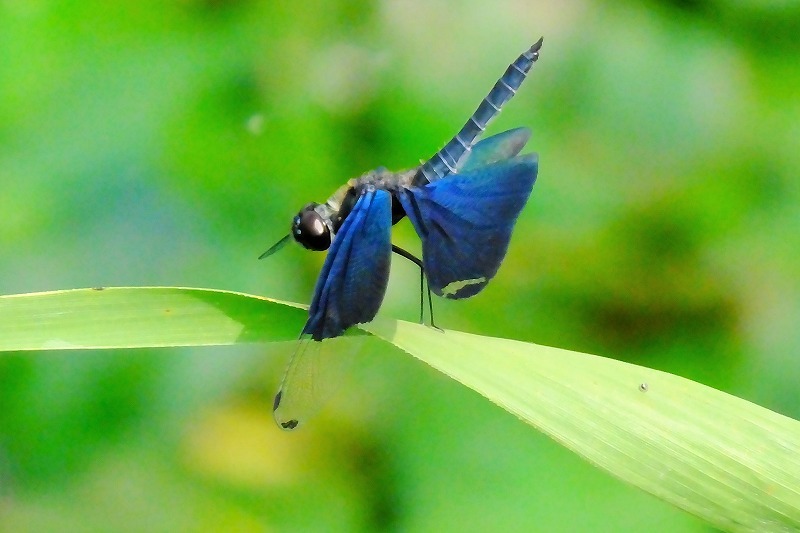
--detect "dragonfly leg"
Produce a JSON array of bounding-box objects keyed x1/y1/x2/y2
[
  {"x1": 418, "y1": 263, "x2": 424, "y2": 323},
  {"x1": 419, "y1": 267, "x2": 438, "y2": 330},
  {"x1": 391, "y1": 244, "x2": 439, "y2": 329},
  {"x1": 426, "y1": 275, "x2": 440, "y2": 331}
]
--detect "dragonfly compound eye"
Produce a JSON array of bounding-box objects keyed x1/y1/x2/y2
[{"x1": 292, "y1": 205, "x2": 331, "y2": 251}]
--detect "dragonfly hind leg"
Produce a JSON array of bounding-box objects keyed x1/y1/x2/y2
[{"x1": 391, "y1": 244, "x2": 439, "y2": 330}]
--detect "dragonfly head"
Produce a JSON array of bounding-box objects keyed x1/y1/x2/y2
[{"x1": 292, "y1": 203, "x2": 332, "y2": 251}]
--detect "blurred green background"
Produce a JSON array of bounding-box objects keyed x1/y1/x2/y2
[{"x1": 2, "y1": 0, "x2": 799, "y2": 530}]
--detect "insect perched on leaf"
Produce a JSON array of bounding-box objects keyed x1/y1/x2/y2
[{"x1": 262, "y1": 38, "x2": 544, "y2": 429}]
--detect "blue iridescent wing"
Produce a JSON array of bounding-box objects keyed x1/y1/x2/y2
[
  {"x1": 274, "y1": 189, "x2": 391, "y2": 429},
  {"x1": 303, "y1": 188, "x2": 392, "y2": 340},
  {"x1": 458, "y1": 128, "x2": 530, "y2": 172},
  {"x1": 398, "y1": 154, "x2": 538, "y2": 299}
]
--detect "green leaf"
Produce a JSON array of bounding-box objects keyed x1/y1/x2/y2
[
  {"x1": 362, "y1": 318, "x2": 800, "y2": 532},
  {"x1": 0, "y1": 287, "x2": 306, "y2": 350},
  {"x1": 2, "y1": 287, "x2": 799, "y2": 530}
]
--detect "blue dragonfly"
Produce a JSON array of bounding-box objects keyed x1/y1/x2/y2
[{"x1": 262, "y1": 38, "x2": 543, "y2": 429}]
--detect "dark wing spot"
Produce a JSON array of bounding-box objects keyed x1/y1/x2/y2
[
  {"x1": 281, "y1": 419, "x2": 299, "y2": 430},
  {"x1": 272, "y1": 390, "x2": 282, "y2": 411}
]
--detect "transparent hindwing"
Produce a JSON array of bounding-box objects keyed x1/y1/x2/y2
[{"x1": 273, "y1": 333, "x2": 370, "y2": 430}]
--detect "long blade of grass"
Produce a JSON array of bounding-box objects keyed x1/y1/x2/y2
[
  {"x1": 3, "y1": 287, "x2": 800, "y2": 530},
  {"x1": 362, "y1": 318, "x2": 800, "y2": 532},
  {"x1": 0, "y1": 287, "x2": 306, "y2": 350}
]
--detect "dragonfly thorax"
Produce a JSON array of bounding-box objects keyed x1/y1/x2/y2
[{"x1": 292, "y1": 203, "x2": 332, "y2": 251}]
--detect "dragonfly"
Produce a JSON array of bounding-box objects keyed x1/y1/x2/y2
[{"x1": 262, "y1": 38, "x2": 543, "y2": 429}]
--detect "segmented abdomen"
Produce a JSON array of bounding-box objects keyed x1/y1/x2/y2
[{"x1": 413, "y1": 38, "x2": 543, "y2": 186}]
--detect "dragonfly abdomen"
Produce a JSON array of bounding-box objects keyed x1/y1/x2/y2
[{"x1": 413, "y1": 37, "x2": 543, "y2": 186}]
